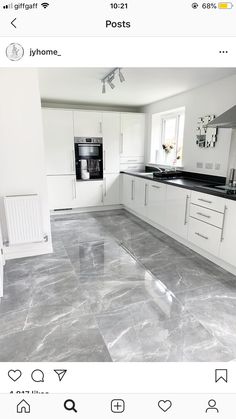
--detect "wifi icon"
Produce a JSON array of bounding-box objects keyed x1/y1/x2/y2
[{"x1": 41, "y1": 2, "x2": 49, "y2": 8}]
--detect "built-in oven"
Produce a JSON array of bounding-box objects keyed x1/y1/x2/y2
[{"x1": 74, "y1": 137, "x2": 103, "y2": 180}]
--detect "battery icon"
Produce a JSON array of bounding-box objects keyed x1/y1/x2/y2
[{"x1": 218, "y1": 2, "x2": 233, "y2": 8}]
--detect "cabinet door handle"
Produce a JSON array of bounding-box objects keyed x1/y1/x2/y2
[
  {"x1": 198, "y1": 198, "x2": 212, "y2": 204},
  {"x1": 152, "y1": 185, "x2": 161, "y2": 189},
  {"x1": 71, "y1": 150, "x2": 75, "y2": 172},
  {"x1": 72, "y1": 179, "x2": 76, "y2": 200},
  {"x1": 184, "y1": 195, "x2": 190, "y2": 225},
  {"x1": 195, "y1": 232, "x2": 209, "y2": 240},
  {"x1": 120, "y1": 133, "x2": 124, "y2": 154},
  {"x1": 144, "y1": 184, "x2": 148, "y2": 206},
  {"x1": 101, "y1": 185, "x2": 104, "y2": 203},
  {"x1": 104, "y1": 178, "x2": 107, "y2": 197},
  {"x1": 99, "y1": 122, "x2": 103, "y2": 134},
  {"x1": 131, "y1": 180, "x2": 135, "y2": 200},
  {"x1": 196, "y1": 212, "x2": 211, "y2": 219},
  {"x1": 103, "y1": 150, "x2": 106, "y2": 171},
  {"x1": 220, "y1": 205, "x2": 227, "y2": 242},
  {"x1": 128, "y1": 166, "x2": 139, "y2": 169}
]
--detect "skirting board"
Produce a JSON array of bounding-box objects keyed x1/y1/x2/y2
[
  {"x1": 50, "y1": 204, "x2": 122, "y2": 216},
  {"x1": 4, "y1": 240, "x2": 53, "y2": 260},
  {"x1": 124, "y1": 206, "x2": 236, "y2": 277}
]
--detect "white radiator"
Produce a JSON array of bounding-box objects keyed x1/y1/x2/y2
[{"x1": 4, "y1": 194, "x2": 44, "y2": 246}]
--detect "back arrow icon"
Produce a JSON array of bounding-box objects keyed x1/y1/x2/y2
[{"x1": 11, "y1": 18, "x2": 17, "y2": 28}]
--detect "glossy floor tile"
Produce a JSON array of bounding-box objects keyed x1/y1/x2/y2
[{"x1": 1, "y1": 209, "x2": 236, "y2": 361}]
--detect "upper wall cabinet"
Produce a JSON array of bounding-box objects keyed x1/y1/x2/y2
[
  {"x1": 120, "y1": 113, "x2": 145, "y2": 158},
  {"x1": 73, "y1": 111, "x2": 102, "y2": 137},
  {"x1": 42, "y1": 109, "x2": 75, "y2": 175},
  {"x1": 102, "y1": 113, "x2": 120, "y2": 174}
]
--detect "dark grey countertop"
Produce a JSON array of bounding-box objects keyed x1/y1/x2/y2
[{"x1": 121, "y1": 171, "x2": 236, "y2": 201}]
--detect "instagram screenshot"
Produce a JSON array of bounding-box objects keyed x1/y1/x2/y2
[{"x1": 0, "y1": 0, "x2": 236, "y2": 417}]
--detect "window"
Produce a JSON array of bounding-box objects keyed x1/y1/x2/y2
[{"x1": 151, "y1": 108, "x2": 185, "y2": 166}]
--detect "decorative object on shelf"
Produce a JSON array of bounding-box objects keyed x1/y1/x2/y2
[
  {"x1": 162, "y1": 142, "x2": 175, "y2": 153},
  {"x1": 196, "y1": 115, "x2": 218, "y2": 148}
]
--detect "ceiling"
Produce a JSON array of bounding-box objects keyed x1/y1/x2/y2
[{"x1": 38, "y1": 68, "x2": 236, "y2": 108}]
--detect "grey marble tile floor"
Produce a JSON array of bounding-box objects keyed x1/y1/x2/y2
[{"x1": 1, "y1": 209, "x2": 236, "y2": 361}]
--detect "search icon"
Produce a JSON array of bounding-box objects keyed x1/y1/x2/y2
[{"x1": 64, "y1": 399, "x2": 77, "y2": 413}]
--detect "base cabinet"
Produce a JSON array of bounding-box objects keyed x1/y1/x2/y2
[
  {"x1": 47, "y1": 175, "x2": 76, "y2": 210},
  {"x1": 122, "y1": 174, "x2": 135, "y2": 209},
  {"x1": 103, "y1": 174, "x2": 120, "y2": 206},
  {"x1": 76, "y1": 181, "x2": 104, "y2": 208},
  {"x1": 219, "y1": 200, "x2": 236, "y2": 266},
  {"x1": 165, "y1": 185, "x2": 191, "y2": 239},
  {"x1": 147, "y1": 181, "x2": 167, "y2": 227},
  {"x1": 135, "y1": 178, "x2": 148, "y2": 217}
]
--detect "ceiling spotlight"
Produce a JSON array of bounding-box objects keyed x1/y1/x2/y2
[
  {"x1": 119, "y1": 68, "x2": 125, "y2": 83},
  {"x1": 107, "y1": 77, "x2": 115, "y2": 89},
  {"x1": 101, "y1": 68, "x2": 126, "y2": 94}
]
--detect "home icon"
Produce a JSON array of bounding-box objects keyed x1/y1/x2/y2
[{"x1": 17, "y1": 399, "x2": 30, "y2": 413}]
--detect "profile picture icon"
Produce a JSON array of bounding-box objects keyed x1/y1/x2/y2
[{"x1": 6, "y1": 43, "x2": 24, "y2": 61}]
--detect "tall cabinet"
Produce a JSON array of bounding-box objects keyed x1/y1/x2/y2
[
  {"x1": 102, "y1": 112, "x2": 120, "y2": 205},
  {"x1": 120, "y1": 113, "x2": 145, "y2": 172},
  {"x1": 42, "y1": 108, "x2": 76, "y2": 210}
]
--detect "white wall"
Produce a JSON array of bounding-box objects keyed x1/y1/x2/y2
[
  {"x1": 143, "y1": 73, "x2": 236, "y2": 177},
  {"x1": 0, "y1": 69, "x2": 52, "y2": 259}
]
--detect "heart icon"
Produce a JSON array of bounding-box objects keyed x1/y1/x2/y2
[
  {"x1": 8, "y1": 370, "x2": 22, "y2": 382},
  {"x1": 158, "y1": 400, "x2": 172, "y2": 412}
]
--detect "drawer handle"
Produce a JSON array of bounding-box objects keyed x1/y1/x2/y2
[
  {"x1": 127, "y1": 159, "x2": 138, "y2": 162},
  {"x1": 220, "y1": 205, "x2": 227, "y2": 242},
  {"x1": 195, "y1": 232, "x2": 209, "y2": 240},
  {"x1": 196, "y1": 212, "x2": 211, "y2": 219},
  {"x1": 198, "y1": 198, "x2": 212, "y2": 204},
  {"x1": 152, "y1": 185, "x2": 161, "y2": 189}
]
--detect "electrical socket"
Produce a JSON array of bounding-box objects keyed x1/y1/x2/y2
[
  {"x1": 205, "y1": 162, "x2": 213, "y2": 170},
  {"x1": 196, "y1": 162, "x2": 203, "y2": 168},
  {"x1": 215, "y1": 163, "x2": 221, "y2": 170}
]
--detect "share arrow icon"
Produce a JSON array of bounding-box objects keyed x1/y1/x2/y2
[{"x1": 54, "y1": 369, "x2": 67, "y2": 382}]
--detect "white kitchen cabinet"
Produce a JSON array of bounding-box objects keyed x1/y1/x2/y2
[
  {"x1": 47, "y1": 175, "x2": 76, "y2": 210},
  {"x1": 76, "y1": 180, "x2": 104, "y2": 208},
  {"x1": 42, "y1": 109, "x2": 75, "y2": 175},
  {"x1": 120, "y1": 113, "x2": 145, "y2": 158},
  {"x1": 122, "y1": 174, "x2": 135, "y2": 209},
  {"x1": 73, "y1": 111, "x2": 102, "y2": 137},
  {"x1": 219, "y1": 200, "x2": 236, "y2": 266},
  {"x1": 188, "y1": 217, "x2": 221, "y2": 257},
  {"x1": 147, "y1": 181, "x2": 167, "y2": 227},
  {"x1": 134, "y1": 178, "x2": 148, "y2": 217},
  {"x1": 103, "y1": 174, "x2": 120, "y2": 206},
  {"x1": 165, "y1": 185, "x2": 191, "y2": 239},
  {"x1": 102, "y1": 113, "x2": 120, "y2": 174}
]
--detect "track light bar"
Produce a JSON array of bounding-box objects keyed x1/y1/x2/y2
[{"x1": 101, "y1": 68, "x2": 125, "y2": 94}]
